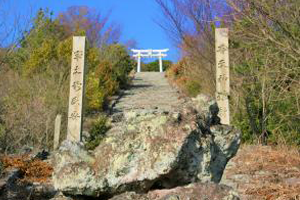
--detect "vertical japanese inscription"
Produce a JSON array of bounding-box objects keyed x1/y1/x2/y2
[
  {"x1": 67, "y1": 37, "x2": 86, "y2": 142},
  {"x1": 215, "y1": 28, "x2": 230, "y2": 125}
]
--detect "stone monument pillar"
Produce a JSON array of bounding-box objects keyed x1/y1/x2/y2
[
  {"x1": 67, "y1": 36, "x2": 86, "y2": 142},
  {"x1": 215, "y1": 28, "x2": 230, "y2": 125}
]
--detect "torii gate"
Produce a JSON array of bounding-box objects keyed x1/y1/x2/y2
[{"x1": 131, "y1": 49, "x2": 169, "y2": 73}]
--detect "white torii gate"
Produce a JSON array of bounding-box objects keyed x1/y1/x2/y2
[{"x1": 131, "y1": 49, "x2": 169, "y2": 73}]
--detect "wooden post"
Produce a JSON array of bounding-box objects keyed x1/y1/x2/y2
[
  {"x1": 53, "y1": 114, "x2": 61, "y2": 150},
  {"x1": 215, "y1": 28, "x2": 230, "y2": 125},
  {"x1": 67, "y1": 36, "x2": 86, "y2": 142}
]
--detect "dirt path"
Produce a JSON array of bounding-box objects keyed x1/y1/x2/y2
[{"x1": 112, "y1": 72, "x2": 185, "y2": 114}]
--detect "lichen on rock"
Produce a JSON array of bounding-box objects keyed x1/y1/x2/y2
[
  {"x1": 52, "y1": 94, "x2": 241, "y2": 198},
  {"x1": 108, "y1": 183, "x2": 240, "y2": 200}
]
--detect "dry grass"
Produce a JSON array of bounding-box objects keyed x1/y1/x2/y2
[
  {"x1": 223, "y1": 145, "x2": 300, "y2": 200},
  {"x1": 0, "y1": 154, "x2": 53, "y2": 183}
]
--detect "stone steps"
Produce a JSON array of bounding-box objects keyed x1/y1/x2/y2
[{"x1": 112, "y1": 72, "x2": 185, "y2": 114}]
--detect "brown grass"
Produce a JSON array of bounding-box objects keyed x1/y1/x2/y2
[
  {"x1": 1, "y1": 154, "x2": 53, "y2": 183},
  {"x1": 223, "y1": 145, "x2": 300, "y2": 200}
]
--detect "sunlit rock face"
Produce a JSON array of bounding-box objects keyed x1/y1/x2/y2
[
  {"x1": 52, "y1": 94, "x2": 241, "y2": 197},
  {"x1": 109, "y1": 183, "x2": 240, "y2": 200}
]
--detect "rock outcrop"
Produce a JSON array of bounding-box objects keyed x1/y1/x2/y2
[
  {"x1": 109, "y1": 183, "x2": 240, "y2": 200},
  {"x1": 52, "y1": 94, "x2": 241, "y2": 198}
]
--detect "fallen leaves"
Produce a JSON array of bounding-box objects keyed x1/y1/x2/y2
[
  {"x1": 0, "y1": 154, "x2": 53, "y2": 183},
  {"x1": 223, "y1": 145, "x2": 300, "y2": 200}
]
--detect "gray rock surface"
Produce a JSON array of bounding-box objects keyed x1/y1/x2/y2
[
  {"x1": 109, "y1": 183, "x2": 240, "y2": 200},
  {"x1": 53, "y1": 106, "x2": 240, "y2": 197},
  {"x1": 0, "y1": 168, "x2": 22, "y2": 192},
  {"x1": 0, "y1": 167, "x2": 56, "y2": 200},
  {"x1": 52, "y1": 73, "x2": 241, "y2": 198}
]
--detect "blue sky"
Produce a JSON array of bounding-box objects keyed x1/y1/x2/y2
[{"x1": 3, "y1": 0, "x2": 178, "y2": 62}]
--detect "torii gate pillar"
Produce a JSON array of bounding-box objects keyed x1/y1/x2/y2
[
  {"x1": 137, "y1": 56, "x2": 141, "y2": 73},
  {"x1": 159, "y1": 56, "x2": 163, "y2": 73}
]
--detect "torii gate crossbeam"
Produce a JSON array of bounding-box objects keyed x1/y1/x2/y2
[{"x1": 131, "y1": 49, "x2": 169, "y2": 73}]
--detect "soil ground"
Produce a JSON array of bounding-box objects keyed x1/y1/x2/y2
[{"x1": 221, "y1": 145, "x2": 300, "y2": 200}]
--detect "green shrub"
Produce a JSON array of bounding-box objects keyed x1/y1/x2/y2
[
  {"x1": 85, "y1": 115, "x2": 109, "y2": 150},
  {"x1": 0, "y1": 8, "x2": 134, "y2": 152},
  {"x1": 86, "y1": 72, "x2": 106, "y2": 111},
  {"x1": 166, "y1": 60, "x2": 204, "y2": 97},
  {"x1": 85, "y1": 45, "x2": 134, "y2": 112},
  {"x1": 229, "y1": 0, "x2": 300, "y2": 146},
  {"x1": 100, "y1": 44, "x2": 134, "y2": 88},
  {"x1": 0, "y1": 124, "x2": 5, "y2": 149},
  {"x1": 143, "y1": 60, "x2": 173, "y2": 72},
  {"x1": 185, "y1": 80, "x2": 201, "y2": 97}
]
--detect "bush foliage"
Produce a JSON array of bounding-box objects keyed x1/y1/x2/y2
[
  {"x1": 85, "y1": 115, "x2": 109, "y2": 150},
  {"x1": 0, "y1": 8, "x2": 134, "y2": 152},
  {"x1": 142, "y1": 59, "x2": 172, "y2": 72},
  {"x1": 158, "y1": 0, "x2": 300, "y2": 146},
  {"x1": 229, "y1": 0, "x2": 300, "y2": 145}
]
